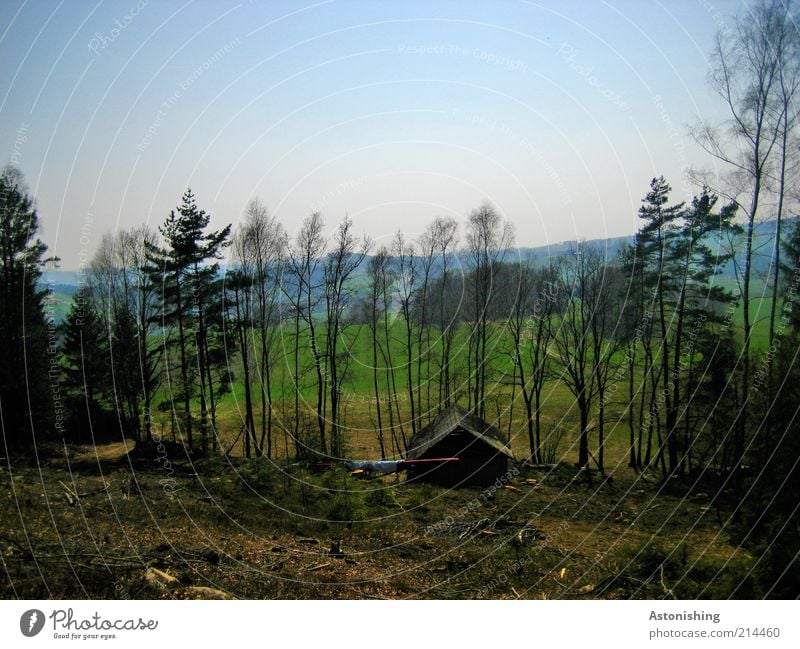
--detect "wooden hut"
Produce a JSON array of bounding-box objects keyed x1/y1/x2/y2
[{"x1": 405, "y1": 405, "x2": 514, "y2": 487}]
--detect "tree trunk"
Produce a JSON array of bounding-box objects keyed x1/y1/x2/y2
[
  {"x1": 372, "y1": 317, "x2": 385, "y2": 459},
  {"x1": 578, "y1": 392, "x2": 589, "y2": 468},
  {"x1": 174, "y1": 270, "x2": 192, "y2": 448}
]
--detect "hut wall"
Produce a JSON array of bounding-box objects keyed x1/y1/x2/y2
[{"x1": 407, "y1": 428, "x2": 508, "y2": 486}]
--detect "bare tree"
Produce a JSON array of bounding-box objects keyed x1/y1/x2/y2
[
  {"x1": 585, "y1": 256, "x2": 627, "y2": 475},
  {"x1": 690, "y1": 0, "x2": 789, "y2": 482},
  {"x1": 503, "y1": 259, "x2": 559, "y2": 462},
  {"x1": 430, "y1": 217, "x2": 459, "y2": 409},
  {"x1": 415, "y1": 223, "x2": 437, "y2": 427},
  {"x1": 365, "y1": 247, "x2": 391, "y2": 458},
  {"x1": 393, "y1": 231, "x2": 418, "y2": 437},
  {"x1": 465, "y1": 201, "x2": 514, "y2": 419},
  {"x1": 236, "y1": 198, "x2": 286, "y2": 457},
  {"x1": 765, "y1": 3, "x2": 800, "y2": 398},
  {"x1": 88, "y1": 228, "x2": 162, "y2": 442},
  {"x1": 552, "y1": 243, "x2": 606, "y2": 469},
  {"x1": 322, "y1": 216, "x2": 371, "y2": 456},
  {"x1": 124, "y1": 226, "x2": 162, "y2": 442},
  {"x1": 285, "y1": 213, "x2": 327, "y2": 454},
  {"x1": 617, "y1": 243, "x2": 649, "y2": 470},
  {"x1": 225, "y1": 262, "x2": 258, "y2": 458}
]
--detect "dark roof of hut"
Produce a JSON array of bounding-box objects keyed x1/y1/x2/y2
[{"x1": 406, "y1": 405, "x2": 514, "y2": 461}]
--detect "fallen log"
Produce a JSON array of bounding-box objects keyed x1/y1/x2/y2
[
  {"x1": 145, "y1": 567, "x2": 179, "y2": 588},
  {"x1": 183, "y1": 586, "x2": 235, "y2": 600}
]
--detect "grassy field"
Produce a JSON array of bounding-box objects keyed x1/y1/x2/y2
[
  {"x1": 139, "y1": 283, "x2": 783, "y2": 467},
  {"x1": 152, "y1": 317, "x2": 637, "y2": 466}
]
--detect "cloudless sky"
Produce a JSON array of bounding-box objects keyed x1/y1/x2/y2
[{"x1": 0, "y1": 0, "x2": 743, "y2": 267}]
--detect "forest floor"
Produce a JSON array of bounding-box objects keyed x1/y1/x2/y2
[{"x1": 0, "y1": 440, "x2": 758, "y2": 599}]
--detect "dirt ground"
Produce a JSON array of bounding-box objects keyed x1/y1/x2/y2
[{"x1": 0, "y1": 441, "x2": 756, "y2": 599}]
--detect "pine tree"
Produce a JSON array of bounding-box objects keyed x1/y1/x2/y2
[
  {"x1": 781, "y1": 220, "x2": 800, "y2": 328},
  {"x1": 147, "y1": 208, "x2": 196, "y2": 446},
  {"x1": 176, "y1": 189, "x2": 231, "y2": 452},
  {"x1": 60, "y1": 286, "x2": 110, "y2": 438},
  {"x1": 635, "y1": 177, "x2": 684, "y2": 474},
  {"x1": 665, "y1": 188, "x2": 738, "y2": 475},
  {"x1": 0, "y1": 167, "x2": 54, "y2": 450},
  {"x1": 146, "y1": 189, "x2": 230, "y2": 451}
]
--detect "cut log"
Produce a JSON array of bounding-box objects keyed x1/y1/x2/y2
[
  {"x1": 145, "y1": 567, "x2": 179, "y2": 588},
  {"x1": 183, "y1": 586, "x2": 235, "y2": 600},
  {"x1": 59, "y1": 481, "x2": 78, "y2": 506}
]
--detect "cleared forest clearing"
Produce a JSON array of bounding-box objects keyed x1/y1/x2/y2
[{"x1": 0, "y1": 442, "x2": 754, "y2": 600}]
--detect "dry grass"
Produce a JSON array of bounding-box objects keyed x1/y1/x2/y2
[{"x1": 0, "y1": 441, "x2": 756, "y2": 600}]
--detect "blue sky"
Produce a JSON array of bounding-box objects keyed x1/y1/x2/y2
[{"x1": 1, "y1": 0, "x2": 741, "y2": 266}]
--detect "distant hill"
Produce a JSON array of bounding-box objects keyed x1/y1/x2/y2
[
  {"x1": 41, "y1": 269, "x2": 82, "y2": 287},
  {"x1": 722, "y1": 216, "x2": 798, "y2": 279},
  {"x1": 515, "y1": 234, "x2": 634, "y2": 263},
  {"x1": 512, "y1": 218, "x2": 797, "y2": 282}
]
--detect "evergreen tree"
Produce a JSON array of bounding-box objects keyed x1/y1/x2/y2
[
  {"x1": 688, "y1": 328, "x2": 741, "y2": 475},
  {"x1": 59, "y1": 286, "x2": 111, "y2": 439},
  {"x1": 781, "y1": 220, "x2": 800, "y2": 328},
  {"x1": 665, "y1": 189, "x2": 738, "y2": 475},
  {"x1": 177, "y1": 189, "x2": 231, "y2": 452},
  {"x1": 147, "y1": 208, "x2": 196, "y2": 446},
  {"x1": 739, "y1": 331, "x2": 800, "y2": 597},
  {"x1": 0, "y1": 167, "x2": 54, "y2": 450},
  {"x1": 636, "y1": 176, "x2": 684, "y2": 473},
  {"x1": 146, "y1": 189, "x2": 230, "y2": 451}
]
